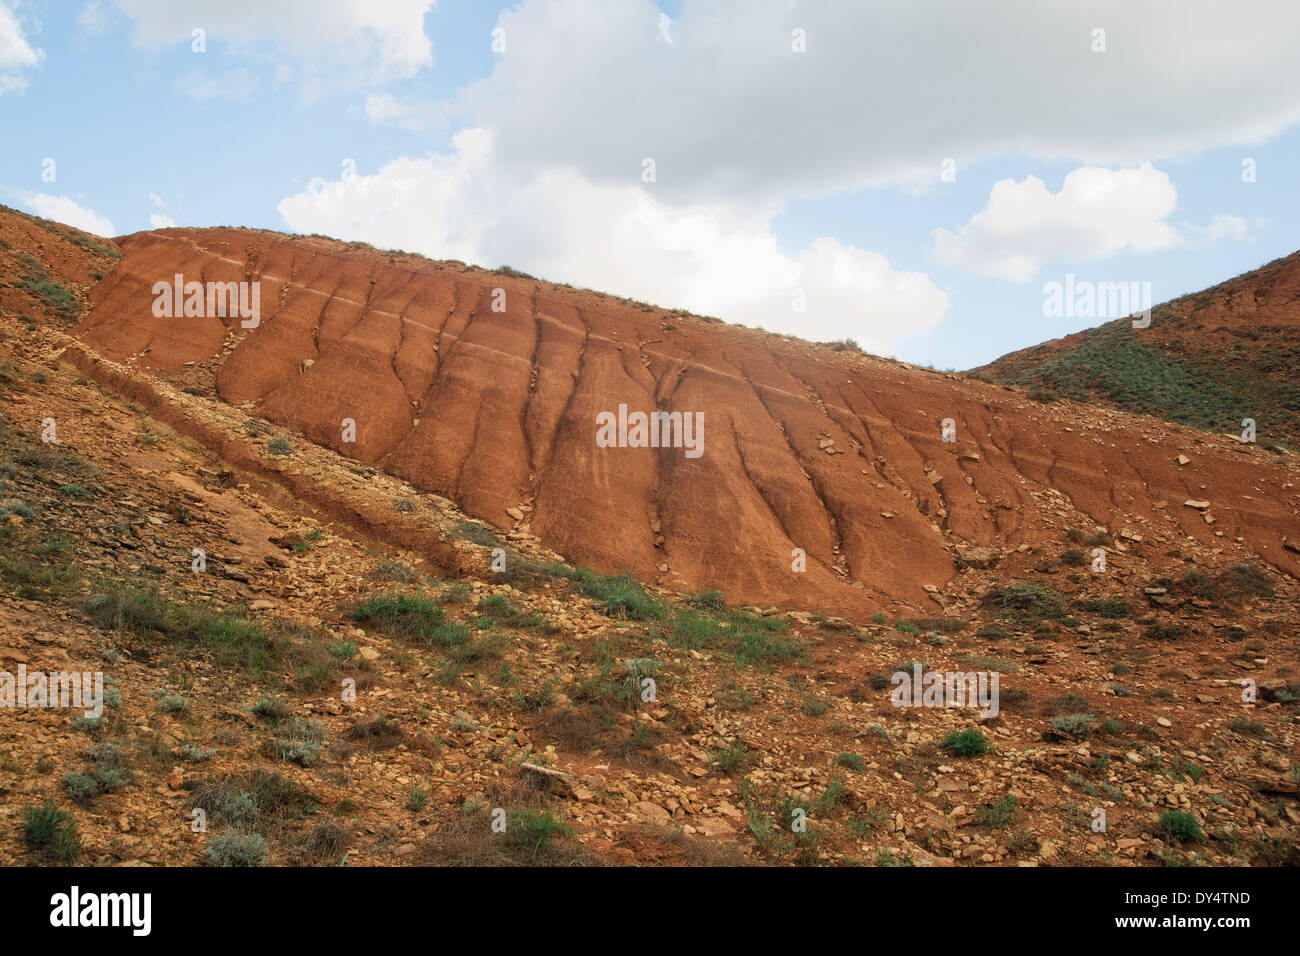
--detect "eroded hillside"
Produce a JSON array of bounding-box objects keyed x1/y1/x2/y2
[
  {"x1": 1, "y1": 207, "x2": 1297, "y2": 868},
  {"x1": 71, "y1": 225, "x2": 1300, "y2": 617}
]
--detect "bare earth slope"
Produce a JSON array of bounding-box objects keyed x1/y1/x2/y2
[{"x1": 73, "y1": 227, "x2": 1300, "y2": 615}]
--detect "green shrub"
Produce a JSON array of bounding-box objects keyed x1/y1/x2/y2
[
  {"x1": 352, "y1": 593, "x2": 467, "y2": 646},
  {"x1": 987, "y1": 582, "x2": 1066, "y2": 622},
  {"x1": 407, "y1": 784, "x2": 430, "y2": 812},
  {"x1": 83, "y1": 587, "x2": 275, "y2": 674},
  {"x1": 710, "y1": 739, "x2": 751, "y2": 774},
  {"x1": 572, "y1": 567, "x2": 667, "y2": 620},
  {"x1": 1159, "y1": 811, "x2": 1203, "y2": 842},
  {"x1": 0, "y1": 499, "x2": 35, "y2": 520},
  {"x1": 507, "y1": 810, "x2": 572, "y2": 853},
  {"x1": 940, "y1": 728, "x2": 989, "y2": 757},
  {"x1": 21, "y1": 800, "x2": 81, "y2": 861},
  {"x1": 1082, "y1": 598, "x2": 1132, "y2": 618},
  {"x1": 668, "y1": 606, "x2": 802, "y2": 669},
  {"x1": 976, "y1": 795, "x2": 1019, "y2": 828},
  {"x1": 834, "y1": 752, "x2": 866, "y2": 772},
  {"x1": 475, "y1": 593, "x2": 545, "y2": 628}
]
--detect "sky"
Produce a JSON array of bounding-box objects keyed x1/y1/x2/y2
[{"x1": 2, "y1": 0, "x2": 1300, "y2": 369}]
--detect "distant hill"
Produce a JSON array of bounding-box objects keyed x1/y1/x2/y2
[{"x1": 971, "y1": 252, "x2": 1300, "y2": 450}]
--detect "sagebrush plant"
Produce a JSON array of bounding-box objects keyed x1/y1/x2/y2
[
  {"x1": 1050, "y1": 714, "x2": 1095, "y2": 738},
  {"x1": 205, "y1": 829, "x2": 269, "y2": 866}
]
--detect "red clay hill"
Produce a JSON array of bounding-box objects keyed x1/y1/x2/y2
[{"x1": 70, "y1": 225, "x2": 1300, "y2": 616}]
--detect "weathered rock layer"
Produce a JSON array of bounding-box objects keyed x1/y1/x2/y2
[{"x1": 74, "y1": 228, "x2": 1300, "y2": 613}]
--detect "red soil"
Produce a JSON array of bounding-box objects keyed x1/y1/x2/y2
[{"x1": 73, "y1": 228, "x2": 1300, "y2": 614}]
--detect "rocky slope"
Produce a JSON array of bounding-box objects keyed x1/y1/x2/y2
[{"x1": 0, "y1": 206, "x2": 1296, "y2": 868}]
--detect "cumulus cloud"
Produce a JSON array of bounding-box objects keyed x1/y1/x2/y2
[
  {"x1": 277, "y1": 130, "x2": 948, "y2": 352},
  {"x1": 459, "y1": 0, "x2": 1300, "y2": 204},
  {"x1": 19, "y1": 192, "x2": 115, "y2": 236},
  {"x1": 931, "y1": 165, "x2": 1184, "y2": 281},
  {"x1": 931, "y1": 165, "x2": 1255, "y2": 280},
  {"x1": 0, "y1": 1, "x2": 42, "y2": 95},
  {"x1": 112, "y1": 0, "x2": 434, "y2": 87}
]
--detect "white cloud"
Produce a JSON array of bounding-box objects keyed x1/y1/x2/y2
[
  {"x1": 113, "y1": 0, "x2": 434, "y2": 87},
  {"x1": 277, "y1": 130, "x2": 948, "y2": 352},
  {"x1": 173, "y1": 66, "x2": 259, "y2": 100},
  {"x1": 931, "y1": 165, "x2": 1255, "y2": 280},
  {"x1": 458, "y1": 0, "x2": 1300, "y2": 204},
  {"x1": 364, "y1": 92, "x2": 448, "y2": 133},
  {"x1": 0, "y1": 1, "x2": 43, "y2": 95},
  {"x1": 19, "y1": 192, "x2": 115, "y2": 236}
]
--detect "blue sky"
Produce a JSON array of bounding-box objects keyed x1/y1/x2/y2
[{"x1": 3, "y1": 0, "x2": 1299, "y2": 370}]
